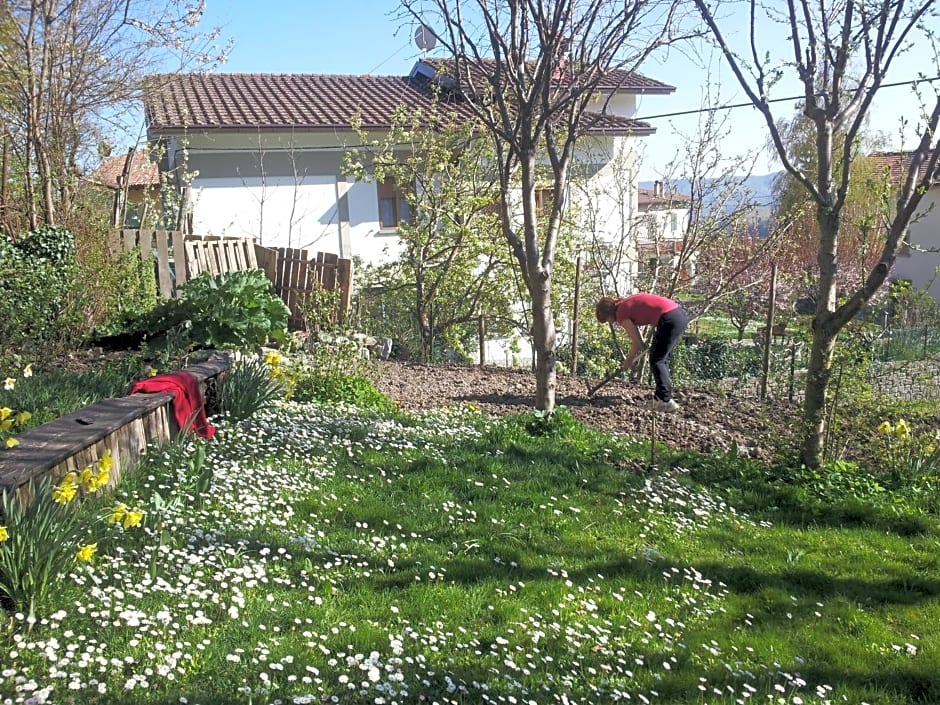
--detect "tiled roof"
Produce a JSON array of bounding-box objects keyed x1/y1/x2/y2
[
  {"x1": 869, "y1": 150, "x2": 939, "y2": 183},
  {"x1": 420, "y1": 57, "x2": 675, "y2": 95},
  {"x1": 144, "y1": 62, "x2": 660, "y2": 136},
  {"x1": 90, "y1": 150, "x2": 160, "y2": 189},
  {"x1": 144, "y1": 72, "x2": 465, "y2": 132}
]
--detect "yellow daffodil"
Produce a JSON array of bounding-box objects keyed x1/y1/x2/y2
[
  {"x1": 877, "y1": 420, "x2": 894, "y2": 435},
  {"x1": 0, "y1": 525, "x2": 8, "y2": 543},
  {"x1": 264, "y1": 350, "x2": 282, "y2": 367},
  {"x1": 79, "y1": 466, "x2": 94, "y2": 487},
  {"x1": 0, "y1": 407, "x2": 11, "y2": 421},
  {"x1": 87, "y1": 466, "x2": 110, "y2": 492},
  {"x1": 0, "y1": 419, "x2": 12, "y2": 431},
  {"x1": 52, "y1": 472, "x2": 79, "y2": 504},
  {"x1": 148, "y1": 367, "x2": 158, "y2": 377},
  {"x1": 4, "y1": 437, "x2": 18, "y2": 449},
  {"x1": 895, "y1": 419, "x2": 911, "y2": 440},
  {"x1": 3, "y1": 378, "x2": 14, "y2": 391},
  {"x1": 22, "y1": 364, "x2": 32, "y2": 378},
  {"x1": 123, "y1": 508, "x2": 144, "y2": 529},
  {"x1": 14, "y1": 411, "x2": 30, "y2": 426},
  {"x1": 107, "y1": 503, "x2": 128, "y2": 524},
  {"x1": 75, "y1": 543, "x2": 97, "y2": 562},
  {"x1": 97, "y1": 449, "x2": 114, "y2": 474}
]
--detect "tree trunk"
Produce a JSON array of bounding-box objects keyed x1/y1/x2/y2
[
  {"x1": 800, "y1": 320, "x2": 837, "y2": 467},
  {"x1": 531, "y1": 275, "x2": 557, "y2": 412},
  {"x1": 800, "y1": 200, "x2": 840, "y2": 468},
  {"x1": 418, "y1": 308, "x2": 432, "y2": 362}
]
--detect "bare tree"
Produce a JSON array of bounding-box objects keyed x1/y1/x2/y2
[
  {"x1": 0, "y1": 0, "x2": 229, "y2": 230},
  {"x1": 399, "y1": 0, "x2": 686, "y2": 411},
  {"x1": 694, "y1": 0, "x2": 940, "y2": 468}
]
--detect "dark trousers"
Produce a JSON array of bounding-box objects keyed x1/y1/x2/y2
[{"x1": 650, "y1": 306, "x2": 688, "y2": 402}]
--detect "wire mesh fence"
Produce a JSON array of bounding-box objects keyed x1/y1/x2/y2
[{"x1": 668, "y1": 325, "x2": 940, "y2": 402}]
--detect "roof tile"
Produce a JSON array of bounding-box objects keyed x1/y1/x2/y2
[
  {"x1": 144, "y1": 61, "x2": 661, "y2": 136},
  {"x1": 90, "y1": 150, "x2": 160, "y2": 189}
]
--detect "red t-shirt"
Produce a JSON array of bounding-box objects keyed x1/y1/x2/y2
[{"x1": 615, "y1": 293, "x2": 679, "y2": 327}]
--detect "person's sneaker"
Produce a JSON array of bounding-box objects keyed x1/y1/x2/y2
[
  {"x1": 645, "y1": 398, "x2": 680, "y2": 413},
  {"x1": 659, "y1": 399, "x2": 680, "y2": 413}
]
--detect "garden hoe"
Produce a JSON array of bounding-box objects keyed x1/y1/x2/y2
[{"x1": 586, "y1": 344, "x2": 648, "y2": 398}]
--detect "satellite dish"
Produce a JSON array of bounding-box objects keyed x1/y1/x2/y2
[{"x1": 414, "y1": 24, "x2": 437, "y2": 53}]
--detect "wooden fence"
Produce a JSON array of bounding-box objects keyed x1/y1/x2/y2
[
  {"x1": 255, "y1": 247, "x2": 353, "y2": 330},
  {"x1": 112, "y1": 230, "x2": 353, "y2": 329}
]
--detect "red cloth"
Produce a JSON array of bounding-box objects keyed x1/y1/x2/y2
[
  {"x1": 616, "y1": 293, "x2": 679, "y2": 327},
  {"x1": 129, "y1": 371, "x2": 216, "y2": 439}
]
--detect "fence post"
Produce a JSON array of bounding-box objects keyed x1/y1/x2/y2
[
  {"x1": 759, "y1": 261, "x2": 777, "y2": 400},
  {"x1": 570, "y1": 253, "x2": 582, "y2": 375},
  {"x1": 789, "y1": 341, "x2": 797, "y2": 402}
]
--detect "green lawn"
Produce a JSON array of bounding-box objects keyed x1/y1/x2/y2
[{"x1": 2, "y1": 397, "x2": 939, "y2": 704}]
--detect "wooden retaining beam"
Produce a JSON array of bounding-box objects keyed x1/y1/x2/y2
[{"x1": 0, "y1": 354, "x2": 231, "y2": 509}]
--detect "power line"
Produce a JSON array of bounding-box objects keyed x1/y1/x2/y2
[
  {"x1": 635, "y1": 75, "x2": 940, "y2": 123},
  {"x1": 365, "y1": 40, "x2": 415, "y2": 75}
]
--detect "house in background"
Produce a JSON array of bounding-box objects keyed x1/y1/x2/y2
[
  {"x1": 634, "y1": 181, "x2": 693, "y2": 282},
  {"x1": 869, "y1": 150, "x2": 940, "y2": 303},
  {"x1": 89, "y1": 149, "x2": 161, "y2": 227},
  {"x1": 142, "y1": 58, "x2": 675, "y2": 275}
]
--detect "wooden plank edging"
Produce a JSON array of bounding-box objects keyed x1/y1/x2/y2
[{"x1": 0, "y1": 354, "x2": 232, "y2": 508}]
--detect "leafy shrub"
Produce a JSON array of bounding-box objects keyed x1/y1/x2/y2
[
  {"x1": 292, "y1": 372, "x2": 395, "y2": 412},
  {"x1": 217, "y1": 356, "x2": 286, "y2": 421},
  {"x1": 134, "y1": 269, "x2": 290, "y2": 353},
  {"x1": 0, "y1": 226, "x2": 80, "y2": 356}
]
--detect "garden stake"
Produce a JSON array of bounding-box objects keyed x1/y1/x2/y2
[{"x1": 648, "y1": 413, "x2": 657, "y2": 471}]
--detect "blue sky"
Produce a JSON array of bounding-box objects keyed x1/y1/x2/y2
[{"x1": 191, "y1": 0, "x2": 936, "y2": 181}]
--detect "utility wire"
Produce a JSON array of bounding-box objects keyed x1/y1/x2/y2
[{"x1": 635, "y1": 75, "x2": 940, "y2": 122}]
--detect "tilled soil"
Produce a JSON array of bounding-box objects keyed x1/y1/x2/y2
[{"x1": 374, "y1": 360, "x2": 800, "y2": 464}]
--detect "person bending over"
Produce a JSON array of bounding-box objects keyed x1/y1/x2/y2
[{"x1": 595, "y1": 293, "x2": 688, "y2": 413}]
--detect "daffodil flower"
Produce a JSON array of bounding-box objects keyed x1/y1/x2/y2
[
  {"x1": 877, "y1": 421, "x2": 893, "y2": 435},
  {"x1": 4, "y1": 437, "x2": 19, "y2": 449},
  {"x1": 75, "y1": 543, "x2": 98, "y2": 562},
  {"x1": 3, "y1": 378, "x2": 14, "y2": 391},
  {"x1": 123, "y1": 508, "x2": 144, "y2": 529},
  {"x1": 22, "y1": 364, "x2": 32, "y2": 378},
  {"x1": 14, "y1": 410, "x2": 30, "y2": 426},
  {"x1": 0, "y1": 407, "x2": 11, "y2": 421},
  {"x1": 895, "y1": 419, "x2": 911, "y2": 440},
  {"x1": 88, "y1": 467, "x2": 110, "y2": 492},
  {"x1": 53, "y1": 472, "x2": 79, "y2": 504},
  {"x1": 0, "y1": 525, "x2": 8, "y2": 543},
  {"x1": 0, "y1": 419, "x2": 12, "y2": 431},
  {"x1": 97, "y1": 449, "x2": 114, "y2": 474},
  {"x1": 264, "y1": 350, "x2": 282, "y2": 367},
  {"x1": 108, "y1": 503, "x2": 128, "y2": 524}
]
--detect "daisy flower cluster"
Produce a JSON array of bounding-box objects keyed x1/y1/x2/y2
[{"x1": 0, "y1": 397, "x2": 873, "y2": 705}]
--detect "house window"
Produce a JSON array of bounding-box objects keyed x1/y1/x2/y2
[
  {"x1": 670, "y1": 212, "x2": 678, "y2": 233},
  {"x1": 378, "y1": 177, "x2": 413, "y2": 229}
]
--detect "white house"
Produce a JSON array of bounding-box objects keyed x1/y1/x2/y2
[
  {"x1": 870, "y1": 151, "x2": 940, "y2": 303},
  {"x1": 143, "y1": 59, "x2": 675, "y2": 271},
  {"x1": 634, "y1": 181, "x2": 693, "y2": 281}
]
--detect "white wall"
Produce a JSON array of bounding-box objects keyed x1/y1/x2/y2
[
  {"x1": 894, "y1": 188, "x2": 940, "y2": 300},
  {"x1": 189, "y1": 174, "x2": 403, "y2": 266}
]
